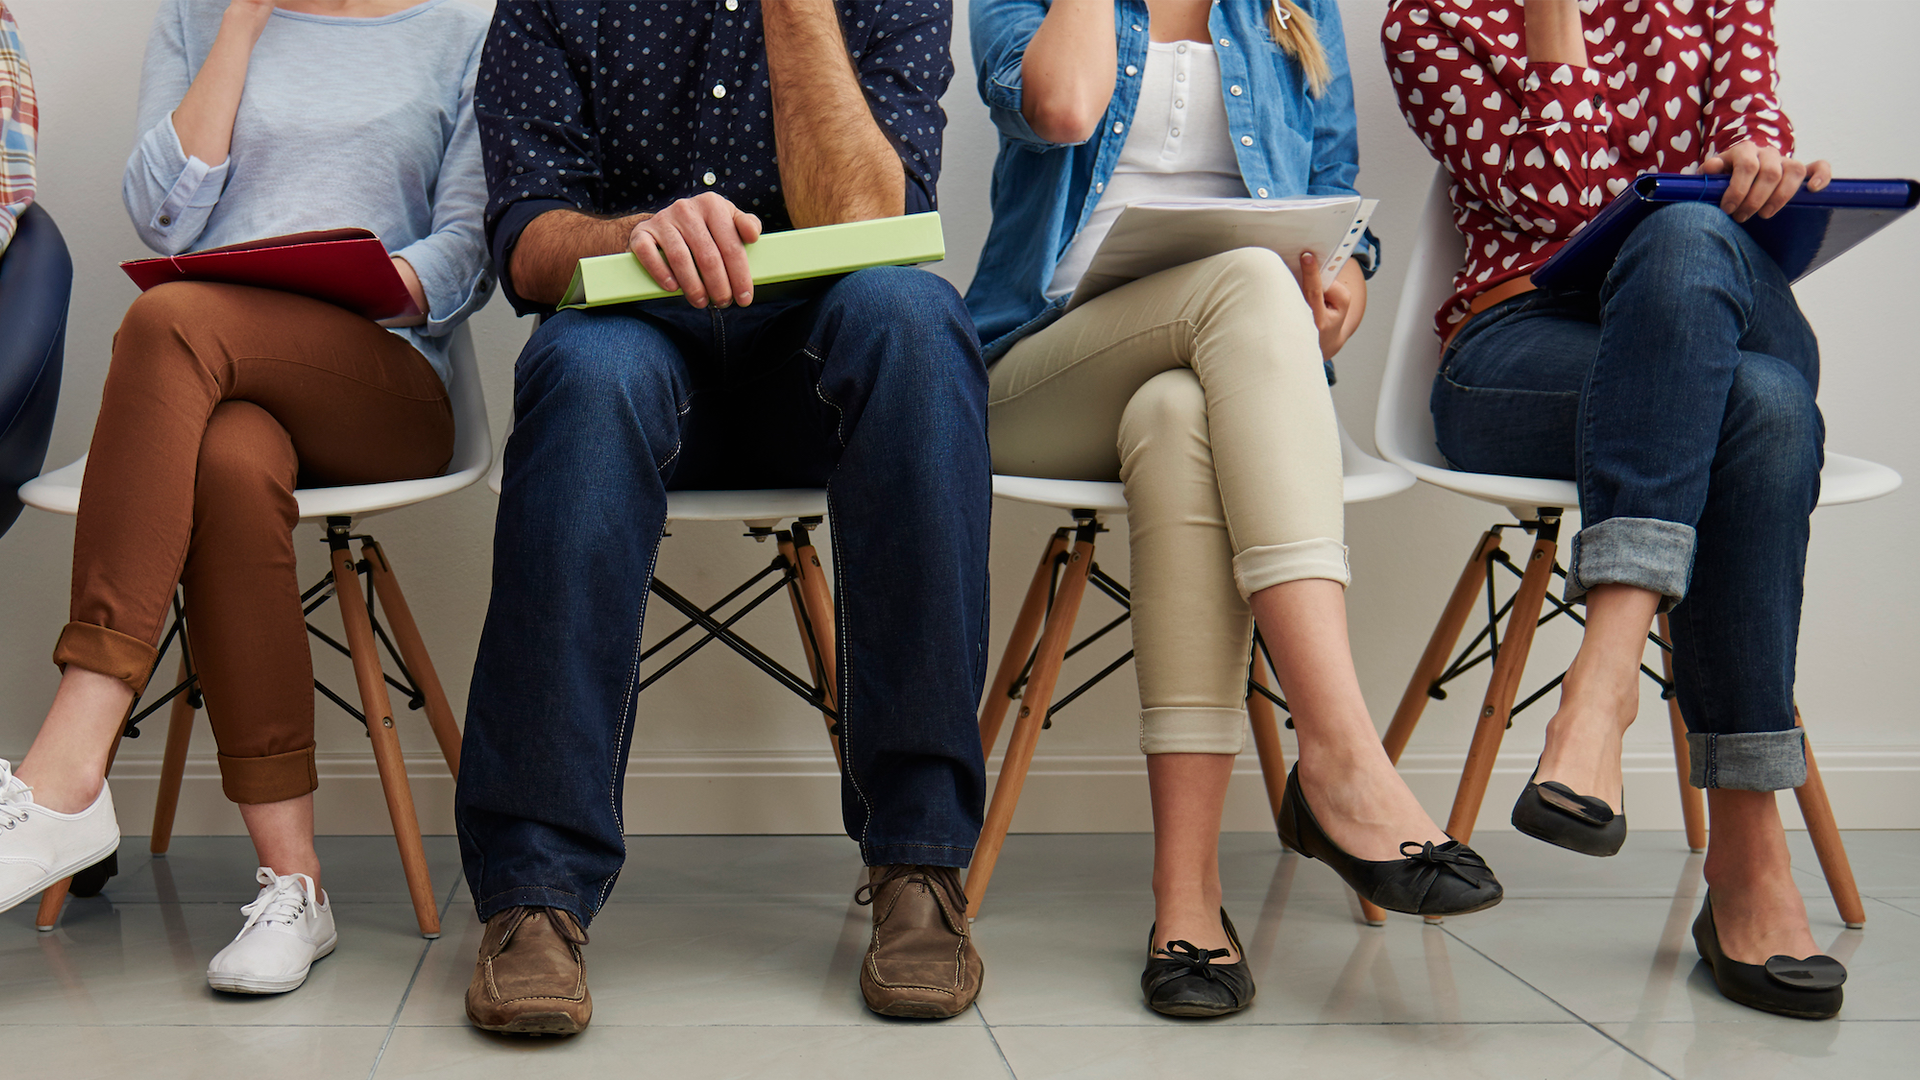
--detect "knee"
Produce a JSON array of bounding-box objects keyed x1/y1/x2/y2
[
  {"x1": 1725, "y1": 357, "x2": 1823, "y2": 480},
  {"x1": 520, "y1": 311, "x2": 686, "y2": 419},
  {"x1": 1117, "y1": 369, "x2": 1209, "y2": 464},
  {"x1": 1613, "y1": 202, "x2": 1748, "y2": 299},
  {"x1": 113, "y1": 282, "x2": 228, "y2": 373},
  {"x1": 194, "y1": 402, "x2": 298, "y2": 515},
  {"x1": 832, "y1": 266, "x2": 974, "y2": 339}
]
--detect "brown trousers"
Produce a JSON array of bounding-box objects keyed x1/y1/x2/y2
[{"x1": 55, "y1": 282, "x2": 454, "y2": 804}]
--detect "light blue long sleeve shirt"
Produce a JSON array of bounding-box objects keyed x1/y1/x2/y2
[{"x1": 123, "y1": 0, "x2": 492, "y2": 383}]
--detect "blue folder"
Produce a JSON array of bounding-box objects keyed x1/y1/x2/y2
[{"x1": 1531, "y1": 174, "x2": 1918, "y2": 292}]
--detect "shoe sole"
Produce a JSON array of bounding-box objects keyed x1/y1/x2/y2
[
  {"x1": 0, "y1": 832, "x2": 123, "y2": 914},
  {"x1": 209, "y1": 934, "x2": 337, "y2": 995},
  {"x1": 470, "y1": 1012, "x2": 589, "y2": 1036},
  {"x1": 1148, "y1": 997, "x2": 1255, "y2": 1019},
  {"x1": 866, "y1": 1000, "x2": 971, "y2": 1019}
]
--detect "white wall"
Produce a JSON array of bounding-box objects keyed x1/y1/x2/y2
[{"x1": 2, "y1": 1, "x2": 1914, "y2": 838}]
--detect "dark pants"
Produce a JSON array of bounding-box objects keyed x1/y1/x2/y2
[
  {"x1": 456, "y1": 268, "x2": 992, "y2": 925},
  {"x1": 1433, "y1": 203, "x2": 1822, "y2": 792}
]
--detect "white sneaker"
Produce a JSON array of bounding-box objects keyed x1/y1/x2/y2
[
  {"x1": 208, "y1": 867, "x2": 338, "y2": 994},
  {"x1": 0, "y1": 758, "x2": 121, "y2": 913}
]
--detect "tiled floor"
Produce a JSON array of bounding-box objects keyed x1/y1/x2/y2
[{"x1": 4, "y1": 830, "x2": 1915, "y2": 1078}]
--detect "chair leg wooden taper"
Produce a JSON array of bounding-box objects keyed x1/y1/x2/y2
[
  {"x1": 1445, "y1": 522, "x2": 1560, "y2": 844},
  {"x1": 980, "y1": 530, "x2": 1069, "y2": 759},
  {"x1": 361, "y1": 538, "x2": 461, "y2": 778},
  {"x1": 1657, "y1": 614, "x2": 1708, "y2": 854},
  {"x1": 779, "y1": 528, "x2": 842, "y2": 767},
  {"x1": 329, "y1": 533, "x2": 440, "y2": 939},
  {"x1": 1793, "y1": 708, "x2": 1866, "y2": 928},
  {"x1": 1245, "y1": 654, "x2": 1289, "y2": 829},
  {"x1": 150, "y1": 654, "x2": 199, "y2": 856},
  {"x1": 966, "y1": 525, "x2": 1096, "y2": 917}
]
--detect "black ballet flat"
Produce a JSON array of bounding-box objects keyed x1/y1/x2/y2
[
  {"x1": 1693, "y1": 892, "x2": 1845, "y2": 1019},
  {"x1": 1275, "y1": 765, "x2": 1502, "y2": 917},
  {"x1": 1141, "y1": 910, "x2": 1256, "y2": 1018},
  {"x1": 1511, "y1": 765, "x2": 1627, "y2": 857}
]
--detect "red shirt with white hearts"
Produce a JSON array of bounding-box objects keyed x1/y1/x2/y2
[{"x1": 1382, "y1": 0, "x2": 1794, "y2": 338}]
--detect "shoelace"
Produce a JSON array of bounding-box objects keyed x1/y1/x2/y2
[
  {"x1": 237, "y1": 868, "x2": 315, "y2": 934},
  {"x1": 1398, "y1": 840, "x2": 1492, "y2": 884},
  {"x1": 1151, "y1": 939, "x2": 1234, "y2": 981},
  {"x1": 854, "y1": 864, "x2": 968, "y2": 914},
  {"x1": 0, "y1": 759, "x2": 34, "y2": 830}
]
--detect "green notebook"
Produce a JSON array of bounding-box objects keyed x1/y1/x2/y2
[{"x1": 559, "y1": 212, "x2": 946, "y2": 309}]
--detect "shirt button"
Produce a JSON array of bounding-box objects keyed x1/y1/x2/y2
[
  {"x1": 1257, "y1": 188, "x2": 1269, "y2": 198},
  {"x1": 1177, "y1": 72, "x2": 1188, "y2": 82},
  {"x1": 1175, "y1": 99, "x2": 1185, "y2": 109},
  {"x1": 1095, "y1": 182, "x2": 1105, "y2": 194},
  {"x1": 702, "y1": 170, "x2": 717, "y2": 185},
  {"x1": 1114, "y1": 121, "x2": 1125, "y2": 134},
  {"x1": 1171, "y1": 127, "x2": 1182, "y2": 137},
  {"x1": 726, "y1": 0, "x2": 737, "y2": 8},
  {"x1": 1219, "y1": 37, "x2": 1231, "y2": 47},
  {"x1": 1125, "y1": 64, "x2": 1138, "y2": 76},
  {"x1": 1240, "y1": 135, "x2": 1254, "y2": 146},
  {"x1": 1132, "y1": 23, "x2": 1143, "y2": 32},
  {"x1": 712, "y1": 84, "x2": 727, "y2": 99},
  {"x1": 157, "y1": 214, "x2": 172, "y2": 227},
  {"x1": 1177, "y1": 43, "x2": 1188, "y2": 54},
  {"x1": 1230, "y1": 85, "x2": 1243, "y2": 96}
]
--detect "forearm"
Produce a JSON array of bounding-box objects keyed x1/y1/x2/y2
[
  {"x1": 1018, "y1": 0, "x2": 1117, "y2": 144},
  {"x1": 508, "y1": 208, "x2": 649, "y2": 308},
  {"x1": 1524, "y1": 0, "x2": 1588, "y2": 68},
  {"x1": 762, "y1": 0, "x2": 903, "y2": 227},
  {"x1": 171, "y1": 5, "x2": 269, "y2": 166}
]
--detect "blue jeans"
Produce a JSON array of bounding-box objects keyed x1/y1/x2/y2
[
  {"x1": 1432, "y1": 203, "x2": 1822, "y2": 792},
  {"x1": 456, "y1": 268, "x2": 992, "y2": 925}
]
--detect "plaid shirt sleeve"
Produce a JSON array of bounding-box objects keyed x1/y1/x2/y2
[{"x1": 0, "y1": 1, "x2": 36, "y2": 258}]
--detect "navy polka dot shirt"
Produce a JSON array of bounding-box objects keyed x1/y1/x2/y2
[{"x1": 479, "y1": 1, "x2": 953, "y2": 313}]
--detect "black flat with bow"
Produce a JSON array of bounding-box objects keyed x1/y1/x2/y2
[
  {"x1": 1141, "y1": 910, "x2": 1255, "y2": 1018},
  {"x1": 1276, "y1": 765, "x2": 1504, "y2": 917}
]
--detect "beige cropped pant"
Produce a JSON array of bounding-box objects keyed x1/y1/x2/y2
[{"x1": 989, "y1": 248, "x2": 1347, "y2": 755}]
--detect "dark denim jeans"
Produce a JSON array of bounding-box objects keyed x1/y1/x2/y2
[
  {"x1": 1432, "y1": 203, "x2": 1823, "y2": 792},
  {"x1": 456, "y1": 268, "x2": 992, "y2": 925}
]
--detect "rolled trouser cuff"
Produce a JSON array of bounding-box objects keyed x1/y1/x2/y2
[
  {"x1": 1565, "y1": 517, "x2": 1694, "y2": 611},
  {"x1": 1687, "y1": 729, "x2": 1807, "y2": 791},
  {"x1": 1141, "y1": 707, "x2": 1248, "y2": 755},
  {"x1": 218, "y1": 745, "x2": 319, "y2": 805},
  {"x1": 1232, "y1": 538, "x2": 1351, "y2": 600},
  {"x1": 53, "y1": 621, "x2": 160, "y2": 696}
]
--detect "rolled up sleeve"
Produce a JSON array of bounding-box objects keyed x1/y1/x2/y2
[{"x1": 123, "y1": 7, "x2": 228, "y2": 254}]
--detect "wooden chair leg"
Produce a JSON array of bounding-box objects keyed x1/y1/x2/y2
[
  {"x1": 1792, "y1": 707, "x2": 1866, "y2": 928},
  {"x1": 1657, "y1": 614, "x2": 1707, "y2": 853},
  {"x1": 1445, "y1": 527, "x2": 1558, "y2": 843},
  {"x1": 330, "y1": 541, "x2": 441, "y2": 939},
  {"x1": 360, "y1": 538, "x2": 461, "y2": 778},
  {"x1": 980, "y1": 530, "x2": 1069, "y2": 759},
  {"x1": 1245, "y1": 654, "x2": 1288, "y2": 828},
  {"x1": 780, "y1": 531, "x2": 842, "y2": 767},
  {"x1": 1382, "y1": 530, "x2": 1506, "y2": 764},
  {"x1": 965, "y1": 528, "x2": 1096, "y2": 918},
  {"x1": 150, "y1": 654, "x2": 198, "y2": 855}
]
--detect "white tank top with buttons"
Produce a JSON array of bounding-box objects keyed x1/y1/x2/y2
[{"x1": 1045, "y1": 40, "x2": 1248, "y2": 300}]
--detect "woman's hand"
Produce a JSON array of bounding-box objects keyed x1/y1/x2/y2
[
  {"x1": 629, "y1": 192, "x2": 764, "y2": 309},
  {"x1": 377, "y1": 256, "x2": 429, "y2": 328},
  {"x1": 1702, "y1": 142, "x2": 1832, "y2": 222},
  {"x1": 1298, "y1": 252, "x2": 1367, "y2": 361},
  {"x1": 171, "y1": 1, "x2": 276, "y2": 167}
]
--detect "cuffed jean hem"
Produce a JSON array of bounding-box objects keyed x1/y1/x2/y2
[
  {"x1": 53, "y1": 621, "x2": 159, "y2": 697},
  {"x1": 217, "y1": 745, "x2": 318, "y2": 805},
  {"x1": 863, "y1": 841, "x2": 975, "y2": 869},
  {"x1": 1140, "y1": 707, "x2": 1250, "y2": 755},
  {"x1": 473, "y1": 885, "x2": 593, "y2": 927},
  {"x1": 1687, "y1": 729, "x2": 1807, "y2": 791},
  {"x1": 1564, "y1": 517, "x2": 1695, "y2": 611},
  {"x1": 1232, "y1": 537, "x2": 1351, "y2": 599}
]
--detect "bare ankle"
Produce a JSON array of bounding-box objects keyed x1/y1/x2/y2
[{"x1": 12, "y1": 764, "x2": 103, "y2": 814}]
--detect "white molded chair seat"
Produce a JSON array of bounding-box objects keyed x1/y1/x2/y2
[
  {"x1": 991, "y1": 419, "x2": 1414, "y2": 514},
  {"x1": 485, "y1": 432, "x2": 828, "y2": 527},
  {"x1": 1377, "y1": 169, "x2": 1902, "y2": 514},
  {"x1": 21, "y1": 326, "x2": 494, "y2": 520}
]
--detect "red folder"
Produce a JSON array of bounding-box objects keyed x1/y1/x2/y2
[{"x1": 120, "y1": 228, "x2": 422, "y2": 321}]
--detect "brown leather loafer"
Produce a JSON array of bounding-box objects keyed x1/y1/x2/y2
[
  {"x1": 465, "y1": 906, "x2": 592, "y2": 1035},
  {"x1": 855, "y1": 864, "x2": 983, "y2": 1019}
]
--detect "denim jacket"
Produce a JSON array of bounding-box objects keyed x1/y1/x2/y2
[{"x1": 963, "y1": 0, "x2": 1379, "y2": 363}]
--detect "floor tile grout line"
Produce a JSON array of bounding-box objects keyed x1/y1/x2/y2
[
  {"x1": 1438, "y1": 924, "x2": 1676, "y2": 1079},
  {"x1": 976, "y1": 1004, "x2": 1021, "y2": 1079},
  {"x1": 365, "y1": 875, "x2": 462, "y2": 1078}
]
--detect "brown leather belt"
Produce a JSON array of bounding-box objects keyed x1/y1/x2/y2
[{"x1": 1443, "y1": 276, "x2": 1538, "y2": 350}]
